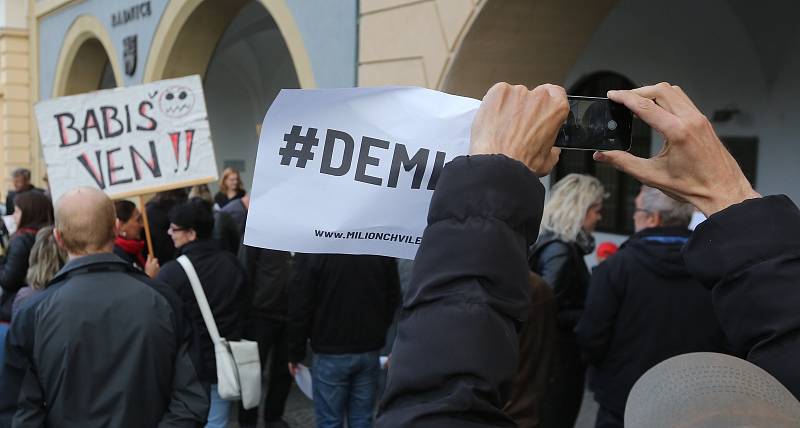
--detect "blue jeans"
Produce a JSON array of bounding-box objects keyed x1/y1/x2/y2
[
  {"x1": 205, "y1": 384, "x2": 231, "y2": 428},
  {"x1": 0, "y1": 323, "x2": 8, "y2": 368},
  {"x1": 312, "y1": 351, "x2": 379, "y2": 428}
]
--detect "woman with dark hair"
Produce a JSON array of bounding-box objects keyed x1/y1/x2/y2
[
  {"x1": 0, "y1": 191, "x2": 53, "y2": 322},
  {"x1": 157, "y1": 197, "x2": 248, "y2": 427},
  {"x1": 214, "y1": 168, "x2": 246, "y2": 209},
  {"x1": 146, "y1": 188, "x2": 188, "y2": 264},
  {"x1": 113, "y1": 200, "x2": 159, "y2": 278}
]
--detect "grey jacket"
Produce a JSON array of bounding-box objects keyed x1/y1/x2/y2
[{"x1": 0, "y1": 253, "x2": 209, "y2": 427}]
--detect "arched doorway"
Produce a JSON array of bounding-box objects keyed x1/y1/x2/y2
[
  {"x1": 53, "y1": 15, "x2": 122, "y2": 97},
  {"x1": 144, "y1": 0, "x2": 310, "y2": 188}
]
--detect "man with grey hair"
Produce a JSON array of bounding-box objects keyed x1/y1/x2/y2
[
  {"x1": 575, "y1": 186, "x2": 727, "y2": 428},
  {"x1": 4, "y1": 168, "x2": 44, "y2": 215}
]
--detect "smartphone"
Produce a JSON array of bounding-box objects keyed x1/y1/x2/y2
[{"x1": 555, "y1": 95, "x2": 633, "y2": 151}]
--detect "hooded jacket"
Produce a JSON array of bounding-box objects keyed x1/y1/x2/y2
[
  {"x1": 575, "y1": 226, "x2": 727, "y2": 414},
  {"x1": 683, "y1": 195, "x2": 800, "y2": 399},
  {"x1": 0, "y1": 253, "x2": 208, "y2": 427},
  {"x1": 377, "y1": 155, "x2": 544, "y2": 428}
]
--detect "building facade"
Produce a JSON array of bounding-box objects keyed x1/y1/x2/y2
[{"x1": 2, "y1": 0, "x2": 798, "y2": 239}]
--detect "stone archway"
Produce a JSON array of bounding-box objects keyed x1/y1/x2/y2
[
  {"x1": 359, "y1": 0, "x2": 617, "y2": 97},
  {"x1": 143, "y1": 0, "x2": 315, "y2": 87},
  {"x1": 143, "y1": 0, "x2": 310, "y2": 188},
  {"x1": 53, "y1": 14, "x2": 123, "y2": 96}
]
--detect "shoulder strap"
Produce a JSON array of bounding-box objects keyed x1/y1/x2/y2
[{"x1": 177, "y1": 255, "x2": 223, "y2": 343}]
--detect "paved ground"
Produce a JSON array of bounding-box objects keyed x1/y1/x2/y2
[
  {"x1": 230, "y1": 383, "x2": 599, "y2": 428},
  {"x1": 229, "y1": 384, "x2": 315, "y2": 427}
]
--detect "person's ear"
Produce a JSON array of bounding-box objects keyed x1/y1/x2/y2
[
  {"x1": 53, "y1": 228, "x2": 66, "y2": 249},
  {"x1": 650, "y1": 212, "x2": 662, "y2": 228},
  {"x1": 188, "y1": 229, "x2": 197, "y2": 242}
]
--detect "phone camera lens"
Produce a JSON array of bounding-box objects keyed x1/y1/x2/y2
[{"x1": 607, "y1": 120, "x2": 618, "y2": 131}]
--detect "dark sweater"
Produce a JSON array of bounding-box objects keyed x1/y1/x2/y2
[{"x1": 288, "y1": 254, "x2": 400, "y2": 362}]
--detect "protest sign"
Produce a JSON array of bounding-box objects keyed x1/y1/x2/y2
[
  {"x1": 244, "y1": 87, "x2": 481, "y2": 259},
  {"x1": 35, "y1": 75, "x2": 218, "y2": 202}
]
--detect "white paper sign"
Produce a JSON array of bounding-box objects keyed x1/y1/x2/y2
[
  {"x1": 35, "y1": 75, "x2": 218, "y2": 202},
  {"x1": 294, "y1": 364, "x2": 313, "y2": 400},
  {"x1": 245, "y1": 87, "x2": 480, "y2": 259}
]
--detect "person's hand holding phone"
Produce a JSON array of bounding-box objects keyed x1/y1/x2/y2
[
  {"x1": 470, "y1": 82, "x2": 568, "y2": 176},
  {"x1": 594, "y1": 82, "x2": 760, "y2": 216}
]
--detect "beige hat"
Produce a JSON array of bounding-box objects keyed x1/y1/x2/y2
[{"x1": 625, "y1": 352, "x2": 800, "y2": 428}]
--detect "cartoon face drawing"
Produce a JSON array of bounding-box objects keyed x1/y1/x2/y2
[{"x1": 159, "y1": 86, "x2": 195, "y2": 118}]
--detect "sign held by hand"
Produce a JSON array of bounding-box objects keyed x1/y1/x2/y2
[
  {"x1": 245, "y1": 87, "x2": 480, "y2": 259},
  {"x1": 35, "y1": 75, "x2": 218, "y2": 202}
]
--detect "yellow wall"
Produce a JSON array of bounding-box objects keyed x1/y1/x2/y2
[
  {"x1": 0, "y1": 28, "x2": 32, "y2": 194},
  {"x1": 6, "y1": 0, "x2": 610, "y2": 198}
]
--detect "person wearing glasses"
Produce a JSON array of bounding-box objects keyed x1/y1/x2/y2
[
  {"x1": 156, "y1": 197, "x2": 249, "y2": 427},
  {"x1": 575, "y1": 186, "x2": 727, "y2": 428}
]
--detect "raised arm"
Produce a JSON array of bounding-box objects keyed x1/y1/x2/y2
[
  {"x1": 376, "y1": 83, "x2": 568, "y2": 427},
  {"x1": 594, "y1": 83, "x2": 799, "y2": 397}
]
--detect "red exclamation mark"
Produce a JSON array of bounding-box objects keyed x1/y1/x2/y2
[
  {"x1": 184, "y1": 129, "x2": 194, "y2": 171},
  {"x1": 169, "y1": 132, "x2": 181, "y2": 172}
]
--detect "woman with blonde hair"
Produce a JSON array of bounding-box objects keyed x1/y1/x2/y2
[
  {"x1": 529, "y1": 173, "x2": 605, "y2": 428},
  {"x1": 214, "y1": 168, "x2": 246, "y2": 209},
  {"x1": 12, "y1": 226, "x2": 67, "y2": 319}
]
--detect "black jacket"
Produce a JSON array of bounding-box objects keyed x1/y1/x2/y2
[
  {"x1": 0, "y1": 253, "x2": 208, "y2": 427},
  {"x1": 214, "y1": 190, "x2": 245, "y2": 209},
  {"x1": 377, "y1": 155, "x2": 544, "y2": 427},
  {"x1": 0, "y1": 231, "x2": 36, "y2": 321},
  {"x1": 288, "y1": 254, "x2": 400, "y2": 362},
  {"x1": 241, "y1": 246, "x2": 291, "y2": 320},
  {"x1": 157, "y1": 239, "x2": 249, "y2": 383},
  {"x1": 147, "y1": 198, "x2": 179, "y2": 264},
  {"x1": 575, "y1": 226, "x2": 727, "y2": 414},
  {"x1": 212, "y1": 211, "x2": 241, "y2": 254},
  {"x1": 529, "y1": 232, "x2": 591, "y2": 331},
  {"x1": 684, "y1": 195, "x2": 800, "y2": 399}
]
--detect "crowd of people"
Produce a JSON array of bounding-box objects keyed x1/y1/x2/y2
[{"x1": 0, "y1": 81, "x2": 798, "y2": 428}]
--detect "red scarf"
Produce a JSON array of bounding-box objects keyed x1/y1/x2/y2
[
  {"x1": 15, "y1": 227, "x2": 38, "y2": 237},
  {"x1": 114, "y1": 236, "x2": 146, "y2": 268}
]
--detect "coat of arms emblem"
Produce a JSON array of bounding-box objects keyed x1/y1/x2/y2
[{"x1": 123, "y1": 35, "x2": 137, "y2": 76}]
